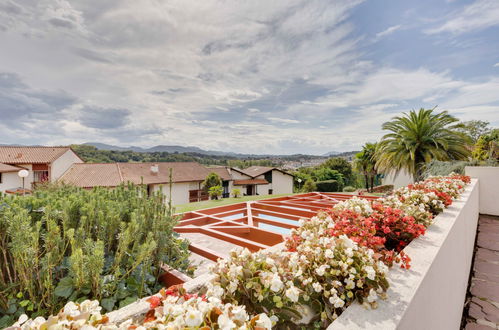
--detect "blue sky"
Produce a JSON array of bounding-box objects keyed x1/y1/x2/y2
[{"x1": 0, "y1": 0, "x2": 498, "y2": 154}]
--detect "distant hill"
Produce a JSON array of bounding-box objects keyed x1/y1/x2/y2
[
  {"x1": 322, "y1": 151, "x2": 340, "y2": 156},
  {"x1": 84, "y1": 142, "x2": 340, "y2": 159}
]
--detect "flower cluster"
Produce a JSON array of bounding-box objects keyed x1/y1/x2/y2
[
  {"x1": 11, "y1": 288, "x2": 270, "y2": 330},
  {"x1": 333, "y1": 197, "x2": 374, "y2": 216},
  {"x1": 210, "y1": 234, "x2": 388, "y2": 328}
]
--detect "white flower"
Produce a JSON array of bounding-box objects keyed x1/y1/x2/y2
[
  {"x1": 364, "y1": 266, "x2": 376, "y2": 280},
  {"x1": 255, "y1": 313, "x2": 273, "y2": 329},
  {"x1": 285, "y1": 286, "x2": 300, "y2": 302},
  {"x1": 316, "y1": 265, "x2": 329, "y2": 276},
  {"x1": 232, "y1": 306, "x2": 248, "y2": 322},
  {"x1": 184, "y1": 309, "x2": 203, "y2": 327},
  {"x1": 325, "y1": 249, "x2": 334, "y2": 259},
  {"x1": 218, "y1": 314, "x2": 237, "y2": 330},
  {"x1": 270, "y1": 273, "x2": 284, "y2": 292},
  {"x1": 63, "y1": 301, "x2": 80, "y2": 317},
  {"x1": 367, "y1": 289, "x2": 378, "y2": 303},
  {"x1": 312, "y1": 282, "x2": 322, "y2": 293}
]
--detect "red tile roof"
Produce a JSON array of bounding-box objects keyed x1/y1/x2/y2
[
  {"x1": 58, "y1": 163, "x2": 123, "y2": 188},
  {"x1": 233, "y1": 179, "x2": 269, "y2": 185},
  {"x1": 59, "y1": 162, "x2": 211, "y2": 188},
  {"x1": 0, "y1": 146, "x2": 72, "y2": 164},
  {"x1": 206, "y1": 167, "x2": 232, "y2": 181},
  {"x1": 0, "y1": 163, "x2": 22, "y2": 173}
]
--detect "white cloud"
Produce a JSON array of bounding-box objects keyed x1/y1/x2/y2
[
  {"x1": 494, "y1": 63, "x2": 499, "y2": 67},
  {"x1": 426, "y1": 0, "x2": 499, "y2": 34},
  {"x1": 268, "y1": 117, "x2": 300, "y2": 124},
  {"x1": 0, "y1": 0, "x2": 498, "y2": 154},
  {"x1": 375, "y1": 25, "x2": 401, "y2": 39}
]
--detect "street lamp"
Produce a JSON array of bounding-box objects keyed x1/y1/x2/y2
[
  {"x1": 18, "y1": 169, "x2": 29, "y2": 196},
  {"x1": 297, "y1": 178, "x2": 302, "y2": 191}
]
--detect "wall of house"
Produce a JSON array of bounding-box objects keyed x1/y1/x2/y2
[
  {"x1": 0, "y1": 172, "x2": 22, "y2": 192},
  {"x1": 381, "y1": 169, "x2": 413, "y2": 189},
  {"x1": 465, "y1": 166, "x2": 499, "y2": 216},
  {"x1": 230, "y1": 170, "x2": 252, "y2": 180},
  {"x1": 330, "y1": 179, "x2": 479, "y2": 330},
  {"x1": 270, "y1": 170, "x2": 293, "y2": 194},
  {"x1": 51, "y1": 150, "x2": 83, "y2": 181},
  {"x1": 153, "y1": 181, "x2": 201, "y2": 206}
]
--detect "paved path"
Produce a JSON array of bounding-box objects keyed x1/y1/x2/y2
[{"x1": 463, "y1": 214, "x2": 499, "y2": 330}]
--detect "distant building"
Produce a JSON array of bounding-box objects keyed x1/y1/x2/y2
[
  {"x1": 235, "y1": 166, "x2": 294, "y2": 196},
  {"x1": 0, "y1": 146, "x2": 83, "y2": 193},
  {"x1": 59, "y1": 162, "x2": 212, "y2": 205}
]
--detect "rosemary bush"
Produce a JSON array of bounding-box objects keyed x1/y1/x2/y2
[{"x1": 0, "y1": 183, "x2": 190, "y2": 327}]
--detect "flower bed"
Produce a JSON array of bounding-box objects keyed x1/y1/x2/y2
[{"x1": 10, "y1": 174, "x2": 471, "y2": 329}]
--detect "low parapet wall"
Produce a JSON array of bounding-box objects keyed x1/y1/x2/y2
[
  {"x1": 329, "y1": 179, "x2": 479, "y2": 330},
  {"x1": 465, "y1": 166, "x2": 499, "y2": 216}
]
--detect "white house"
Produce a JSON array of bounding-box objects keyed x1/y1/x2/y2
[
  {"x1": 0, "y1": 146, "x2": 83, "y2": 193},
  {"x1": 234, "y1": 166, "x2": 294, "y2": 196},
  {"x1": 381, "y1": 169, "x2": 414, "y2": 189},
  {"x1": 59, "y1": 162, "x2": 212, "y2": 205}
]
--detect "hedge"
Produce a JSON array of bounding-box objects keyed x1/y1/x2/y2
[{"x1": 315, "y1": 180, "x2": 343, "y2": 192}]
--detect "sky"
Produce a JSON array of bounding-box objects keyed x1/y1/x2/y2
[{"x1": 0, "y1": 0, "x2": 498, "y2": 155}]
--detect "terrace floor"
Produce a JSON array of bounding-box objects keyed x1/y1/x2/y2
[{"x1": 462, "y1": 214, "x2": 499, "y2": 330}]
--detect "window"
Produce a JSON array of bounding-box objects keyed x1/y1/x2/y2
[
  {"x1": 264, "y1": 171, "x2": 273, "y2": 183},
  {"x1": 0, "y1": 173, "x2": 2, "y2": 184},
  {"x1": 33, "y1": 170, "x2": 49, "y2": 183}
]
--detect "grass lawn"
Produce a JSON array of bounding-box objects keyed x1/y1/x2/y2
[{"x1": 174, "y1": 193, "x2": 296, "y2": 214}]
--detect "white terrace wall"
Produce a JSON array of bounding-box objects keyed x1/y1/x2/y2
[
  {"x1": 381, "y1": 169, "x2": 413, "y2": 189},
  {"x1": 465, "y1": 166, "x2": 499, "y2": 216},
  {"x1": 329, "y1": 179, "x2": 479, "y2": 330}
]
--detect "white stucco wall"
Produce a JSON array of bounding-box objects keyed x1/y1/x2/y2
[
  {"x1": 154, "y1": 181, "x2": 201, "y2": 206},
  {"x1": 329, "y1": 179, "x2": 479, "y2": 330},
  {"x1": 465, "y1": 166, "x2": 499, "y2": 216},
  {"x1": 230, "y1": 170, "x2": 252, "y2": 180},
  {"x1": 51, "y1": 149, "x2": 83, "y2": 181},
  {"x1": 270, "y1": 170, "x2": 293, "y2": 194},
  {"x1": 381, "y1": 169, "x2": 413, "y2": 189},
  {"x1": 16, "y1": 164, "x2": 34, "y2": 189},
  {"x1": 0, "y1": 172, "x2": 22, "y2": 192}
]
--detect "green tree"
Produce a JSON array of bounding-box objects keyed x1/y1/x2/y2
[
  {"x1": 376, "y1": 108, "x2": 471, "y2": 182},
  {"x1": 302, "y1": 179, "x2": 317, "y2": 192},
  {"x1": 472, "y1": 129, "x2": 499, "y2": 161},
  {"x1": 354, "y1": 142, "x2": 378, "y2": 192},
  {"x1": 202, "y1": 172, "x2": 222, "y2": 192},
  {"x1": 456, "y1": 120, "x2": 491, "y2": 144},
  {"x1": 311, "y1": 167, "x2": 344, "y2": 184},
  {"x1": 320, "y1": 157, "x2": 353, "y2": 185},
  {"x1": 208, "y1": 185, "x2": 223, "y2": 200}
]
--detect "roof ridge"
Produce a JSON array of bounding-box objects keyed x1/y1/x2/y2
[{"x1": 116, "y1": 163, "x2": 124, "y2": 182}]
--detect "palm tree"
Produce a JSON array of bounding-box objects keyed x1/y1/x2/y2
[
  {"x1": 376, "y1": 108, "x2": 470, "y2": 182},
  {"x1": 354, "y1": 142, "x2": 378, "y2": 192}
]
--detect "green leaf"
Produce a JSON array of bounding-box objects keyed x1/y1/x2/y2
[
  {"x1": 54, "y1": 277, "x2": 74, "y2": 298},
  {"x1": 101, "y1": 297, "x2": 116, "y2": 312},
  {"x1": 16, "y1": 292, "x2": 23, "y2": 299},
  {"x1": 19, "y1": 300, "x2": 30, "y2": 307},
  {"x1": 119, "y1": 296, "x2": 138, "y2": 308}
]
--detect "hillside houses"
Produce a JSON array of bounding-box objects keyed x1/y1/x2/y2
[
  {"x1": 0, "y1": 146, "x2": 83, "y2": 193},
  {"x1": 0, "y1": 146, "x2": 294, "y2": 204}
]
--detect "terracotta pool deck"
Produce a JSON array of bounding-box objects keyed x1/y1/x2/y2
[{"x1": 463, "y1": 214, "x2": 499, "y2": 330}]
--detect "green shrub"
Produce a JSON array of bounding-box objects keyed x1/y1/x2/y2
[
  {"x1": 315, "y1": 180, "x2": 343, "y2": 192},
  {"x1": 231, "y1": 188, "x2": 241, "y2": 198},
  {"x1": 342, "y1": 186, "x2": 356, "y2": 192},
  {"x1": 302, "y1": 179, "x2": 317, "y2": 192},
  {"x1": 208, "y1": 185, "x2": 223, "y2": 200},
  {"x1": 203, "y1": 172, "x2": 222, "y2": 192},
  {"x1": 0, "y1": 183, "x2": 190, "y2": 327}
]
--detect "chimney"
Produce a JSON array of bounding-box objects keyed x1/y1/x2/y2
[{"x1": 150, "y1": 164, "x2": 159, "y2": 174}]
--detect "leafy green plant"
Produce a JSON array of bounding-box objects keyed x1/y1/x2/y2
[
  {"x1": 0, "y1": 183, "x2": 190, "y2": 326},
  {"x1": 376, "y1": 108, "x2": 470, "y2": 182},
  {"x1": 316, "y1": 180, "x2": 343, "y2": 192},
  {"x1": 203, "y1": 173, "x2": 222, "y2": 192},
  {"x1": 342, "y1": 186, "x2": 356, "y2": 192},
  {"x1": 208, "y1": 185, "x2": 223, "y2": 200},
  {"x1": 231, "y1": 188, "x2": 242, "y2": 198},
  {"x1": 302, "y1": 179, "x2": 317, "y2": 192}
]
